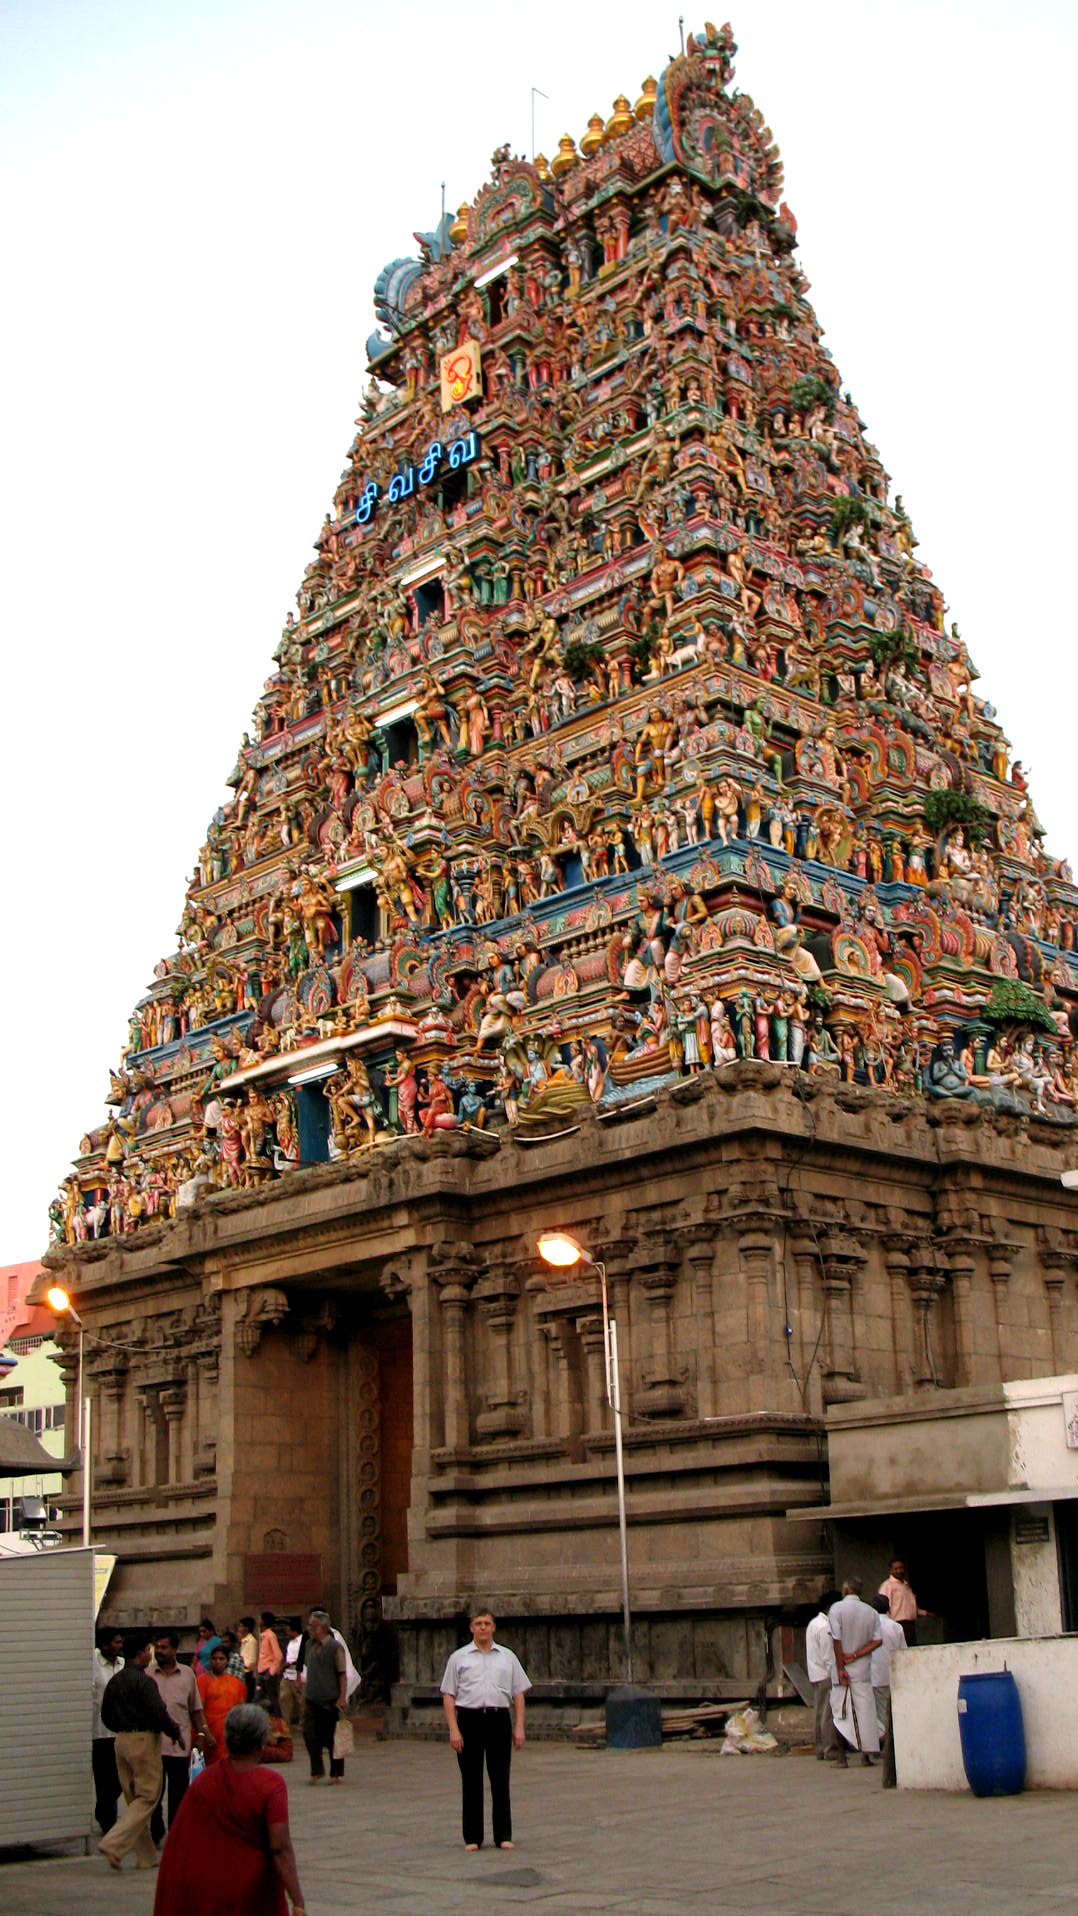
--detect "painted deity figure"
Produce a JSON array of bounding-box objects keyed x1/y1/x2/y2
[
  {"x1": 388, "y1": 1051, "x2": 419, "y2": 1133},
  {"x1": 926, "y1": 1036, "x2": 972, "y2": 1100}
]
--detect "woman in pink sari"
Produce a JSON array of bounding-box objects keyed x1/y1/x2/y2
[{"x1": 154, "y1": 1705, "x2": 305, "y2": 1916}]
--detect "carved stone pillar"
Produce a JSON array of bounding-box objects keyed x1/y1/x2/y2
[
  {"x1": 907, "y1": 1249, "x2": 945, "y2": 1388},
  {"x1": 195, "y1": 1352, "x2": 218, "y2": 1477},
  {"x1": 578, "y1": 1316, "x2": 608, "y2": 1435},
  {"x1": 160, "y1": 1382, "x2": 187, "y2": 1484},
  {"x1": 787, "y1": 1232, "x2": 824, "y2": 1415},
  {"x1": 94, "y1": 1355, "x2": 130, "y2": 1488},
  {"x1": 436, "y1": 1282, "x2": 471, "y2": 1451},
  {"x1": 52, "y1": 1333, "x2": 80, "y2": 1452},
  {"x1": 1040, "y1": 1250, "x2": 1077, "y2": 1373},
  {"x1": 549, "y1": 1319, "x2": 584, "y2": 1457},
  {"x1": 737, "y1": 1227, "x2": 774, "y2": 1378},
  {"x1": 474, "y1": 1268, "x2": 527, "y2": 1438},
  {"x1": 431, "y1": 1246, "x2": 481, "y2": 1453},
  {"x1": 819, "y1": 1231, "x2": 868, "y2": 1403},
  {"x1": 636, "y1": 1241, "x2": 685, "y2": 1418},
  {"x1": 942, "y1": 1244, "x2": 977, "y2": 1388},
  {"x1": 883, "y1": 1237, "x2": 916, "y2": 1393},
  {"x1": 684, "y1": 1237, "x2": 717, "y2": 1420},
  {"x1": 136, "y1": 1385, "x2": 168, "y2": 1486},
  {"x1": 988, "y1": 1243, "x2": 1017, "y2": 1379}
]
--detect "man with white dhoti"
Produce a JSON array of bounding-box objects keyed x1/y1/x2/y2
[{"x1": 828, "y1": 1579, "x2": 882, "y2": 1768}]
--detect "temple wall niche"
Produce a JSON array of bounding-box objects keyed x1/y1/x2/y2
[{"x1": 225, "y1": 1315, "x2": 337, "y2": 1606}]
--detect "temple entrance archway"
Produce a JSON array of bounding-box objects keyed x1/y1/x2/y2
[{"x1": 340, "y1": 1307, "x2": 413, "y2": 1698}]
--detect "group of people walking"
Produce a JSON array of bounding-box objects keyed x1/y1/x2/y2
[
  {"x1": 91, "y1": 1602, "x2": 360, "y2": 1892},
  {"x1": 85, "y1": 1597, "x2": 528, "y2": 1914}
]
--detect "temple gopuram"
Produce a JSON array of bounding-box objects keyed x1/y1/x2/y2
[{"x1": 42, "y1": 24, "x2": 1078, "y2": 1720}]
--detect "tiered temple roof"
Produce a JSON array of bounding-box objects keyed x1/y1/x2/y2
[{"x1": 53, "y1": 21, "x2": 1078, "y2": 1246}]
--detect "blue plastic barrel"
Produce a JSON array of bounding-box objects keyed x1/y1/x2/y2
[
  {"x1": 605, "y1": 1684, "x2": 663, "y2": 1749},
  {"x1": 957, "y1": 1669, "x2": 1026, "y2": 1796}
]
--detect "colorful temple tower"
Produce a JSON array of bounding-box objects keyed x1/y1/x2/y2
[{"x1": 43, "y1": 25, "x2": 1078, "y2": 1712}]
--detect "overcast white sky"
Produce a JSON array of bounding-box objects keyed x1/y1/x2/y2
[{"x1": 1, "y1": 0, "x2": 1075, "y2": 1258}]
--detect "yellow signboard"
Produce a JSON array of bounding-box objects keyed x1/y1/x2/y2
[
  {"x1": 93, "y1": 1552, "x2": 117, "y2": 1618},
  {"x1": 440, "y1": 340, "x2": 482, "y2": 411}
]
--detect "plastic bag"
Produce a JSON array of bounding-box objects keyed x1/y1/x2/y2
[
  {"x1": 189, "y1": 1746, "x2": 206, "y2": 1779},
  {"x1": 720, "y1": 1707, "x2": 779, "y2": 1755},
  {"x1": 332, "y1": 1715, "x2": 355, "y2": 1760}
]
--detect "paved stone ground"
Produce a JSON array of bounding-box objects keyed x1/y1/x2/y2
[{"x1": 2, "y1": 1742, "x2": 1075, "y2": 1915}]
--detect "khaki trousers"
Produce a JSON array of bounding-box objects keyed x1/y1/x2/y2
[
  {"x1": 280, "y1": 1678, "x2": 299, "y2": 1729},
  {"x1": 98, "y1": 1730, "x2": 162, "y2": 1866}
]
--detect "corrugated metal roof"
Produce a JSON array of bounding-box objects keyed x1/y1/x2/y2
[{"x1": 0, "y1": 1421, "x2": 74, "y2": 1475}]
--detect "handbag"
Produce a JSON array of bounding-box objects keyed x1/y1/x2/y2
[{"x1": 332, "y1": 1715, "x2": 355, "y2": 1760}]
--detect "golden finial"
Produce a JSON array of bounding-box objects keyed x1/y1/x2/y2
[
  {"x1": 534, "y1": 151, "x2": 552, "y2": 182},
  {"x1": 580, "y1": 112, "x2": 605, "y2": 157},
  {"x1": 550, "y1": 132, "x2": 578, "y2": 177},
  {"x1": 634, "y1": 76, "x2": 657, "y2": 120},
  {"x1": 448, "y1": 202, "x2": 469, "y2": 245},
  {"x1": 605, "y1": 94, "x2": 633, "y2": 140}
]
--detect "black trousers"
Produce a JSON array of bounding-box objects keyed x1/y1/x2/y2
[
  {"x1": 456, "y1": 1706, "x2": 513, "y2": 1847},
  {"x1": 255, "y1": 1672, "x2": 281, "y2": 1714},
  {"x1": 150, "y1": 1753, "x2": 190, "y2": 1844},
  {"x1": 92, "y1": 1736, "x2": 121, "y2": 1833},
  {"x1": 302, "y1": 1699, "x2": 343, "y2": 1778}
]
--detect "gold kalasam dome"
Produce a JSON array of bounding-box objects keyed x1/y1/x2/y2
[
  {"x1": 449, "y1": 202, "x2": 469, "y2": 245},
  {"x1": 634, "y1": 75, "x2": 657, "y2": 120},
  {"x1": 550, "y1": 132, "x2": 578, "y2": 177},
  {"x1": 533, "y1": 151, "x2": 552, "y2": 182},
  {"x1": 605, "y1": 94, "x2": 633, "y2": 140},
  {"x1": 580, "y1": 113, "x2": 605, "y2": 157}
]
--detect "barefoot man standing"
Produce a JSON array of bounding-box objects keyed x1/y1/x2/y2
[{"x1": 441, "y1": 1608, "x2": 531, "y2": 1851}]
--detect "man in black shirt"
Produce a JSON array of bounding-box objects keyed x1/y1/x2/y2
[{"x1": 98, "y1": 1632, "x2": 182, "y2": 1871}]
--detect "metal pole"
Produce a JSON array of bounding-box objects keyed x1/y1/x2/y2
[
  {"x1": 608, "y1": 1316, "x2": 633, "y2": 1684},
  {"x1": 597, "y1": 1260, "x2": 612, "y2": 1403},
  {"x1": 82, "y1": 1393, "x2": 92, "y2": 1550}
]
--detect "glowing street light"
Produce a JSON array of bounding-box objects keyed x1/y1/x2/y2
[{"x1": 45, "y1": 1286, "x2": 90, "y2": 1549}]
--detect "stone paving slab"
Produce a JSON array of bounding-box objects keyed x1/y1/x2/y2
[{"x1": 1, "y1": 1742, "x2": 1075, "y2": 1915}]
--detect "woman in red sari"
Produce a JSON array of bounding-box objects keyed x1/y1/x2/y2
[{"x1": 154, "y1": 1704, "x2": 305, "y2": 1916}]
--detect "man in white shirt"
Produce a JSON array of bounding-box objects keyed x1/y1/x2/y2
[
  {"x1": 92, "y1": 1627, "x2": 125, "y2": 1833},
  {"x1": 441, "y1": 1607, "x2": 531, "y2": 1851},
  {"x1": 829, "y1": 1579, "x2": 882, "y2": 1767},
  {"x1": 804, "y1": 1590, "x2": 840, "y2": 1760},
  {"x1": 280, "y1": 1620, "x2": 304, "y2": 1730},
  {"x1": 870, "y1": 1594, "x2": 906, "y2": 1735}
]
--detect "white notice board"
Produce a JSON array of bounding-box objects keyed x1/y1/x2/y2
[{"x1": 0, "y1": 1547, "x2": 94, "y2": 1848}]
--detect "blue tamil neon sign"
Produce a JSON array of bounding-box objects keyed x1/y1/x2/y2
[{"x1": 355, "y1": 432, "x2": 479, "y2": 526}]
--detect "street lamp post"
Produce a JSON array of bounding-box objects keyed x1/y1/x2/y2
[
  {"x1": 537, "y1": 1231, "x2": 634, "y2": 1684},
  {"x1": 46, "y1": 1286, "x2": 90, "y2": 1549}
]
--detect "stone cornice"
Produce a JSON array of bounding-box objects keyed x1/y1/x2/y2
[{"x1": 42, "y1": 1072, "x2": 1078, "y2": 1313}]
